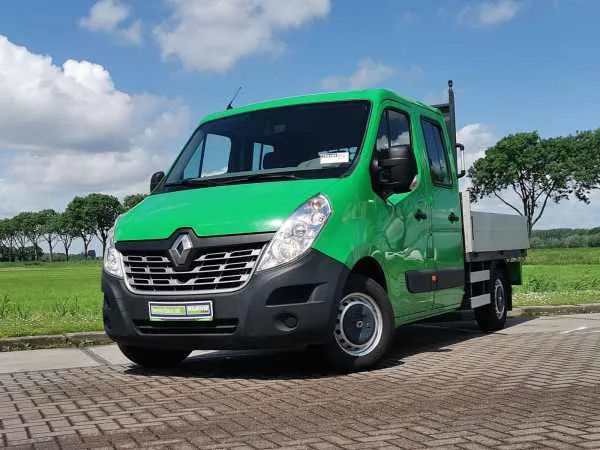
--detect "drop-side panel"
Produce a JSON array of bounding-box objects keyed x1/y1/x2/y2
[
  {"x1": 461, "y1": 191, "x2": 529, "y2": 255},
  {"x1": 471, "y1": 212, "x2": 529, "y2": 253}
]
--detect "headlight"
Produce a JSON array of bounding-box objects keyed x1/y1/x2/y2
[
  {"x1": 257, "y1": 194, "x2": 331, "y2": 271},
  {"x1": 103, "y1": 226, "x2": 124, "y2": 278}
]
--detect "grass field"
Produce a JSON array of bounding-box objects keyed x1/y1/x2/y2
[
  {"x1": 514, "y1": 248, "x2": 600, "y2": 306},
  {"x1": 0, "y1": 262, "x2": 103, "y2": 337},
  {"x1": 0, "y1": 248, "x2": 599, "y2": 337}
]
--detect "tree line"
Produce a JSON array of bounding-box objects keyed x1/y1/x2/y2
[
  {"x1": 0, "y1": 193, "x2": 146, "y2": 262},
  {"x1": 531, "y1": 228, "x2": 600, "y2": 249}
]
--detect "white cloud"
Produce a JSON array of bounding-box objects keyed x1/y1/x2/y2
[
  {"x1": 0, "y1": 35, "x2": 188, "y2": 153},
  {"x1": 154, "y1": 0, "x2": 330, "y2": 73},
  {"x1": 120, "y1": 20, "x2": 142, "y2": 45},
  {"x1": 80, "y1": 0, "x2": 142, "y2": 45},
  {"x1": 423, "y1": 88, "x2": 451, "y2": 106},
  {"x1": 321, "y1": 59, "x2": 398, "y2": 91},
  {"x1": 0, "y1": 35, "x2": 190, "y2": 217},
  {"x1": 458, "y1": 0, "x2": 523, "y2": 27},
  {"x1": 457, "y1": 123, "x2": 498, "y2": 169},
  {"x1": 535, "y1": 190, "x2": 600, "y2": 229}
]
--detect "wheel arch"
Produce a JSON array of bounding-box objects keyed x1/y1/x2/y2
[{"x1": 350, "y1": 257, "x2": 388, "y2": 293}]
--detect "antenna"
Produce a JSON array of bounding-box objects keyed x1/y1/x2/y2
[{"x1": 226, "y1": 86, "x2": 242, "y2": 110}]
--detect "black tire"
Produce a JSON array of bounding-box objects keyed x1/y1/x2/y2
[
  {"x1": 323, "y1": 274, "x2": 394, "y2": 372},
  {"x1": 118, "y1": 344, "x2": 191, "y2": 368},
  {"x1": 474, "y1": 266, "x2": 508, "y2": 332}
]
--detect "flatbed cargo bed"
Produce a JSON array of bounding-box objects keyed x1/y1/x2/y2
[{"x1": 461, "y1": 191, "x2": 529, "y2": 262}]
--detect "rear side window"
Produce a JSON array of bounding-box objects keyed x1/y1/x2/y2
[{"x1": 421, "y1": 119, "x2": 452, "y2": 186}]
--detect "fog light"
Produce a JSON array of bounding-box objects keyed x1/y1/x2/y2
[{"x1": 275, "y1": 313, "x2": 299, "y2": 332}]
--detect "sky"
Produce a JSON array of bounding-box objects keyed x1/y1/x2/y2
[{"x1": 0, "y1": 0, "x2": 599, "y2": 240}]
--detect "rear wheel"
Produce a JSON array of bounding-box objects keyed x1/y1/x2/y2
[
  {"x1": 118, "y1": 344, "x2": 190, "y2": 368},
  {"x1": 474, "y1": 266, "x2": 508, "y2": 332},
  {"x1": 324, "y1": 274, "x2": 394, "y2": 372}
]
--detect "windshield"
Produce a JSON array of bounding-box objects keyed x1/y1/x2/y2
[{"x1": 161, "y1": 101, "x2": 370, "y2": 190}]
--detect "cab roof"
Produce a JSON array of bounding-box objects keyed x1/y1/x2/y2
[{"x1": 200, "y1": 88, "x2": 442, "y2": 124}]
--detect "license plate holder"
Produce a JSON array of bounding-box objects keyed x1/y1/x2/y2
[{"x1": 148, "y1": 301, "x2": 213, "y2": 321}]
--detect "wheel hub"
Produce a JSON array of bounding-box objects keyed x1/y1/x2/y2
[
  {"x1": 341, "y1": 303, "x2": 376, "y2": 345},
  {"x1": 334, "y1": 293, "x2": 383, "y2": 357},
  {"x1": 494, "y1": 278, "x2": 506, "y2": 319}
]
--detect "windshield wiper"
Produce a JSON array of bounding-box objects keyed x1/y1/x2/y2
[
  {"x1": 164, "y1": 178, "x2": 226, "y2": 188},
  {"x1": 242, "y1": 173, "x2": 301, "y2": 182},
  {"x1": 165, "y1": 173, "x2": 302, "y2": 189}
]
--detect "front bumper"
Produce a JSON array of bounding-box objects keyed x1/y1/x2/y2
[{"x1": 102, "y1": 249, "x2": 349, "y2": 350}]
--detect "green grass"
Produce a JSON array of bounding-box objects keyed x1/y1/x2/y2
[
  {"x1": 523, "y1": 247, "x2": 600, "y2": 265},
  {"x1": 513, "y1": 248, "x2": 600, "y2": 306},
  {"x1": 1, "y1": 249, "x2": 600, "y2": 337},
  {"x1": 514, "y1": 264, "x2": 600, "y2": 306},
  {"x1": 0, "y1": 261, "x2": 103, "y2": 337}
]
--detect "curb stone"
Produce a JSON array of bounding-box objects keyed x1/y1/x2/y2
[
  {"x1": 0, "y1": 332, "x2": 110, "y2": 352},
  {"x1": 419, "y1": 303, "x2": 600, "y2": 323},
  {"x1": 2, "y1": 304, "x2": 600, "y2": 351},
  {"x1": 515, "y1": 303, "x2": 600, "y2": 317}
]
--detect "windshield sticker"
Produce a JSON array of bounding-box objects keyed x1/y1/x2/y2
[{"x1": 319, "y1": 151, "x2": 350, "y2": 165}]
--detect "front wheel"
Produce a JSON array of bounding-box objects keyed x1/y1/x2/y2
[
  {"x1": 474, "y1": 266, "x2": 508, "y2": 332},
  {"x1": 118, "y1": 344, "x2": 191, "y2": 368},
  {"x1": 324, "y1": 274, "x2": 394, "y2": 372}
]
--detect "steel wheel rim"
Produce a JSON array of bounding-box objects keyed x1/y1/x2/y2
[
  {"x1": 334, "y1": 293, "x2": 383, "y2": 357},
  {"x1": 494, "y1": 278, "x2": 506, "y2": 319}
]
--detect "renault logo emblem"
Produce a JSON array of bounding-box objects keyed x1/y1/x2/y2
[{"x1": 169, "y1": 233, "x2": 193, "y2": 266}]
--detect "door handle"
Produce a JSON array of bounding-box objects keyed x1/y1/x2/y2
[
  {"x1": 448, "y1": 212, "x2": 460, "y2": 223},
  {"x1": 414, "y1": 209, "x2": 427, "y2": 221}
]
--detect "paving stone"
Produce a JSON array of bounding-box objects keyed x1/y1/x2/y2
[{"x1": 1, "y1": 323, "x2": 600, "y2": 449}]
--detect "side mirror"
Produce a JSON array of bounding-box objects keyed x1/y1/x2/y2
[
  {"x1": 376, "y1": 145, "x2": 417, "y2": 193},
  {"x1": 456, "y1": 143, "x2": 466, "y2": 179},
  {"x1": 150, "y1": 171, "x2": 165, "y2": 192}
]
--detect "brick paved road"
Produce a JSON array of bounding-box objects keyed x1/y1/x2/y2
[{"x1": 2, "y1": 315, "x2": 600, "y2": 449}]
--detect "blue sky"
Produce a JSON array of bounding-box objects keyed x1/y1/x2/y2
[{"x1": 0, "y1": 0, "x2": 599, "y2": 233}]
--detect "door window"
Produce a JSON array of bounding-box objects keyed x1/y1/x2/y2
[
  {"x1": 201, "y1": 134, "x2": 231, "y2": 177},
  {"x1": 181, "y1": 133, "x2": 232, "y2": 179},
  {"x1": 252, "y1": 143, "x2": 275, "y2": 170},
  {"x1": 421, "y1": 119, "x2": 452, "y2": 186},
  {"x1": 375, "y1": 109, "x2": 417, "y2": 191},
  {"x1": 376, "y1": 110, "x2": 411, "y2": 154}
]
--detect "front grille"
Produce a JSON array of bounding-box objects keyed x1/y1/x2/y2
[
  {"x1": 122, "y1": 244, "x2": 264, "y2": 295},
  {"x1": 133, "y1": 319, "x2": 238, "y2": 335}
]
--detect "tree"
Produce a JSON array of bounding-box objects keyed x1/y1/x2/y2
[
  {"x1": 21, "y1": 212, "x2": 45, "y2": 261},
  {"x1": 589, "y1": 233, "x2": 600, "y2": 248},
  {"x1": 11, "y1": 213, "x2": 29, "y2": 261},
  {"x1": 469, "y1": 131, "x2": 600, "y2": 236},
  {"x1": 85, "y1": 193, "x2": 123, "y2": 257},
  {"x1": 55, "y1": 212, "x2": 76, "y2": 262},
  {"x1": 5, "y1": 217, "x2": 17, "y2": 261},
  {"x1": 39, "y1": 209, "x2": 59, "y2": 262},
  {"x1": 565, "y1": 234, "x2": 586, "y2": 248},
  {"x1": 65, "y1": 197, "x2": 96, "y2": 260},
  {"x1": 123, "y1": 194, "x2": 146, "y2": 211},
  {"x1": 0, "y1": 218, "x2": 13, "y2": 261}
]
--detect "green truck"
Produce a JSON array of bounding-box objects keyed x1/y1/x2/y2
[{"x1": 102, "y1": 82, "x2": 529, "y2": 371}]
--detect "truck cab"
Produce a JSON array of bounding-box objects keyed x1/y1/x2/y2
[{"x1": 102, "y1": 83, "x2": 528, "y2": 371}]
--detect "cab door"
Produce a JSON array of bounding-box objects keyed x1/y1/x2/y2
[
  {"x1": 375, "y1": 106, "x2": 434, "y2": 317},
  {"x1": 419, "y1": 116, "x2": 464, "y2": 309}
]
